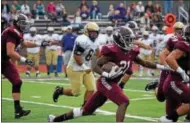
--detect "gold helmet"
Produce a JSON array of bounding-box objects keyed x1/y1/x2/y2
[
  {"x1": 173, "y1": 22, "x2": 184, "y2": 29},
  {"x1": 84, "y1": 22, "x2": 100, "y2": 41},
  {"x1": 173, "y1": 22, "x2": 184, "y2": 36}
]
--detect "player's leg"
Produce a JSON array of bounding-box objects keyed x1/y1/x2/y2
[
  {"x1": 63, "y1": 51, "x2": 71, "y2": 78},
  {"x1": 50, "y1": 91, "x2": 107, "y2": 122},
  {"x1": 2, "y1": 61, "x2": 31, "y2": 118},
  {"x1": 52, "y1": 67, "x2": 83, "y2": 102},
  {"x1": 45, "y1": 49, "x2": 51, "y2": 76},
  {"x1": 162, "y1": 79, "x2": 190, "y2": 122},
  {"x1": 34, "y1": 53, "x2": 40, "y2": 77},
  {"x1": 83, "y1": 71, "x2": 96, "y2": 106},
  {"x1": 99, "y1": 80, "x2": 129, "y2": 122},
  {"x1": 25, "y1": 53, "x2": 32, "y2": 77},
  {"x1": 52, "y1": 50, "x2": 58, "y2": 77}
]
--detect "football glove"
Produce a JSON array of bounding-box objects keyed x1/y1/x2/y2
[
  {"x1": 102, "y1": 66, "x2": 123, "y2": 79},
  {"x1": 25, "y1": 59, "x2": 34, "y2": 66},
  {"x1": 176, "y1": 67, "x2": 190, "y2": 83}
]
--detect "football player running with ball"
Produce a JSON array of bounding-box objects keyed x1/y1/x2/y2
[
  {"x1": 1, "y1": 14, "x2": 50, "y2": 118},
  {"x1": 48, "y1": 26, "x2": 171, "y2": 122}
]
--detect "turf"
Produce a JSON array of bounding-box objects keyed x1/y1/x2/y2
[{"x1": 2, "y1": 73, "x2": 166, "y2": 122}]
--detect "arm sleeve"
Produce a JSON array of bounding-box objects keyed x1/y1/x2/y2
[{"x1": 73, "y1": 38, "x2": 86, "y2": 55}]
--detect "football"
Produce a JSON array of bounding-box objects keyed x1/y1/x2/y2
[{"x1": 102, "y1": 62, "x2": 118, "y2": 73}]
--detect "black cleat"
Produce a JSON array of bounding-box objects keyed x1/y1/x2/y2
[
  {"x1": 25, "y1": 72, "x2": 31, "y2": 77},
  {"x1": 145, "y1": 79, "x2": 159, "y2": 91},
  {"x1": 53, "y1": 86, "x2": 63, "y2": 102},
  {"x1": 15, "y1": 108, "x2": 31, "y2": 119},
  {"x1": 36, "y1": 73, "x2": 40, "y2": 77},
  {"x1": 47, "y1": 72, "x2": 50, "y2": 77}
]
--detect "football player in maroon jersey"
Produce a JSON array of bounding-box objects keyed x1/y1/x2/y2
[
  {"x1": 2, "y1": 14, "x2": 50, "y2": 118},
  {"x1": 48, "y1": 26, "x2": 171, "y2": 122}
]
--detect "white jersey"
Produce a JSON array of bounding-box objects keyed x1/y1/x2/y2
[
  {"x1": 157, "y1": 33, "x2": 174, "y2": 52},
  {"x1": 97, "y1": 34, "x2": 109, "y2": 50},
  {"x1": 43, "y1": 34, "x2": 60, "y2": 50},
  {"x1": 139, "y1": 38, "x2": 153, "y2": 55},
  {"x1": 68, "y1": 34, "x2": 99, "y2": 71},
  {"x1": 105, "y1": 34, "x2": 114, "y2": 44},
  {"x1": 24, "y1": 34, "x2": 43, "y2": 53},
  {"x1": 149, "y1": 33, "x2": 161, "y2": 50}
]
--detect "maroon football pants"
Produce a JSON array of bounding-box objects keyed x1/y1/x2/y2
[
  {"x1": 83, "y1": 77, "x2": 129, "y2": 114},
  {"x1": 163, "y1": 73, "x2": 190, "y2": 115},
  {"x1": 2, "y1": 60, "x2": 22, "y2": 85}
]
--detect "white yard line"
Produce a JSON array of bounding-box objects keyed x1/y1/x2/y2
[{"x1": 2, "y1": 97, "x2": 158, "y2": 122}]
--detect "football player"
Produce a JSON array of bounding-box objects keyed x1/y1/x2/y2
[
  {"x1": 24, "y1": 27, "x2": 43, "y2": 77},
  {"x1": 52, "y1": 22, "x2": 100, "y2": 106},
  {"x1": 145, "y1": 22, "x2": 185, "y2": 117},
  {"x1": 160, "y1": 24, "x2": 190, "y2": 122},
  {"x1": 1, "y1": 14, "x2": 49, "y2": 118},
  {"x1": 43, "y1": 27, "x2": 60, "y2": 77},
  {"x1": 48, "y1": 26, "x2": 171, "y2": 122},
  {"x1": 105, "y1": 26, "x2": 114, "y2": 44}
]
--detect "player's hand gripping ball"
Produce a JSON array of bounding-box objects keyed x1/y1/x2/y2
[{"x1": 102, "y1": 62, "x2": 119, "y2": 73}]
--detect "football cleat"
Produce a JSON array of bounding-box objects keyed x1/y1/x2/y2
[
  {"x1": 15, "y1": 108, "x2": 31, "y2": 119},
  {"x1": 25, "y1": 72, "x2": 31, "y2": 77},
  {"x1": 48, "y1": 114, "x2": 56, "y2": 122},
  {"x1": 159, "y1": 116, "x2": 172, "y2": 122},
  {"x1": 47, "y1": 72, "x2": 51, "y2": 77},
  {"x1": 145, "y1": 79, "x2": 159, "y2": 91},
  {"x1": 36, "y1": 73, "x2": 40, "y2": 77},
  {"x1": 53, "y1": 86, "x2": 63, "y2": 102}
]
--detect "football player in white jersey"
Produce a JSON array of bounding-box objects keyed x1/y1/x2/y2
[
  {"x1": 24, "y1": 27, "x2": 43, "y2": 77},
  {"x1": 43, "y1": 27, "x2": 60, "y2": 77},
  {"x1": 52, "y1": 22, "x2": 100, "y2": 106},
  {"x1": 138, "y1": 31, "x2": 154, "y2": 76},
  {"x1": 105, "y1": 26, "x2": 114, "y2": 44}
]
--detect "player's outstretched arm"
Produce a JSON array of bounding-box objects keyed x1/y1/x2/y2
[
  {"x1": 21, "y1": 40, "x2": 50, "y2": 48},
  {"x1": 134, "y1": 40, "x2": 152, "y2": 50},
  {"x1": 119, "y1": 74, "x2": 131, "y2": 89},
  {"x1": 135, "y1": 56, "x2": 157, "y2": 69},
  {"x1": 166, "y1": 49, "x2": 184, "y2": 71},
  {"x1": 159, "y1": 48, "x2": 170, "y2": 65},
  {"x1": 166, "y1": 49, "x2": 189, "y2": 82}
]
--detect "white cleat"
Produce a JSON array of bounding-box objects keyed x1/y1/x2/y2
[
  {"x1": 48, "y1": 114, "x2": 56, "y2": 122},
  {"x1": 159, "y1": 116, "x2": 173, "y2": 122}
]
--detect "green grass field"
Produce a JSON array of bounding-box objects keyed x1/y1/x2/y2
[{"x1": 2, "y1": 73, "x2": 166, "y2": 122}]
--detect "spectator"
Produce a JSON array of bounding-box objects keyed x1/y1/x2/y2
[
  {"x1": 46, "y1": 1, "x2": 56, "y2": 21},
  {"x1": 79, "y1": 0, "x2": 89, "y2": 10},
  {"x1": 136, "y1": 1, "x2": 145, "y2": 17},
  {"x1": 11, "y1": 0, "x2": 21, "y2": 11},
  {"x1": 33, "y1": 0, "x2": 46, "y2": 20},
  {"x1": 145, "y1": 1, "x2": 154, "y2": 14},
  {"x1": 152, "y1": 13, "x2": 162, "y2": 29},
  {"x1": 90, "y1": 0, "x2": 101, "y2": 19},
  {"x1": 154, "y1": 2, "x2": 162, "y2": 14},
  {"x1": 112, "y1": 10, "x2": 125, "y2": 24},
  {"x1": 62, "y1": 7, "x2": 70, "y2": 26},
  {"x1": 61, "y1": 26, "x2": 77, "y2": 78},
  {"x1": 125, "y1": 7, "x2": 133, "y2": 22},
  {"x1": 74, "y1": 9, "x2": 82, "y2": 24},
  {"x1": 130, "y1": 2, "x2": 137, "y2": 17},
  {"x1": 21, "y1": 1, "x2": 31, "y2": 17},
  {"x1": 56, "y1": 1, "x2": 64, "y2": 18},
  {"x1": 107, "y1": 4, "x2": 115, "y2": 20},
  {"x1": 116, "y1": 3, "x2": 126, "y2": 18},
  {"x1": 177, "y1": 0, "x2": 185, "y2": 21},
  {"x1": 2, "y1": 0, "x2": 10, "y2": 21},
  {"x1": 10, "y1": 3, "x2": 18, "y2": 21},
  {"x1": 80, "y1": 5, "x2": 89, "y2": 20}
]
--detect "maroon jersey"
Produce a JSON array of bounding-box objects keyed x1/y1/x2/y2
[
  {"x1": 101, "y1": 44, "x2": 140, "y2": 82},
  {"x1": 166, "y1": 35, "x2": 183, "y2": 52},
  {"x1": 174, "y1": 41, "x2": 190, "y2": 75},
  {"x1": 1, "y1": 26, "x2": 23, "y2": 61}
]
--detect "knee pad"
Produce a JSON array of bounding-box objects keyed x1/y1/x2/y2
[
  {"x1": 73, "y1": 108, "x2": 83, "y2": 118},
  {"x1": 12, "y1": 82, "x2": 22, "y2": 93}
]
